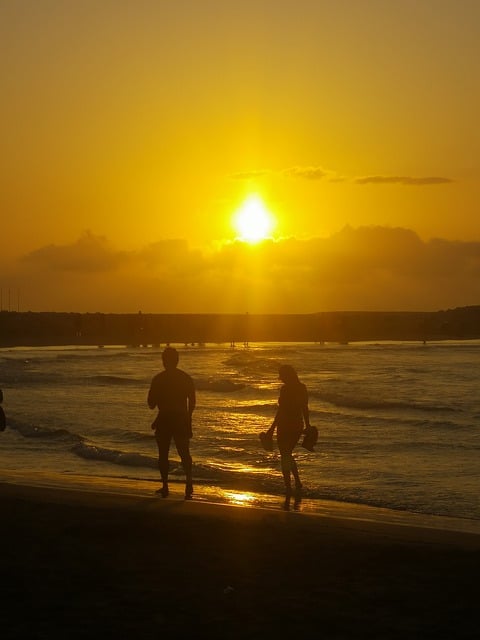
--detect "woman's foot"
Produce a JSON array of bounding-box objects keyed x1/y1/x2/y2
[{"x1": 185, "y1": 482, "x2": 193, "y2": 500}]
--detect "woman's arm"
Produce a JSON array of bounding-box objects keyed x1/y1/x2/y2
[
  {"x1": 302, "y1": 385, "x2": 311, "y2": 429},
  {"x1": 302, "y1": 405, "x2": 310, "y2": 430},
  {"x1": 266, "y1": 410, "x2": 278, "y2": 436}
]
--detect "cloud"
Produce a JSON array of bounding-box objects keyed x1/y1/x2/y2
[
  {"x1": 22, "y1": 231, "x2": 128, "y2": 272},
  {"x1": 229, "y1": 170, "x2": 271, "y2": 180},
  {"x1": 200, "y1": 227, "x2": 480, "y2": 313},
  {"x1": 136, "y1": 239, "x2": 205, "y2": 276},
  {"x1": 355, "y1": 175, "x2": 453, "y2": 186},
  {"x1": 229, "y1": 167, "x2": 330, "y2": 180},
  {"x1": 282, "y1": 166, "x2": 329, "y2": 180},
  {"x1": 9, "y1": 227, "x2": 480, "y2": 313},
  {"x1": 229, "y1": 166, "x2": 451, "y2": 185}
]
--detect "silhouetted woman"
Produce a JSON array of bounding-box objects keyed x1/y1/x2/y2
[{"x1": 265, "y1": 365, "x2": 311, "y2": 497}]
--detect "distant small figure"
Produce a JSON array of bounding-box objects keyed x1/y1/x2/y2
[
  {"x1": 0, "y1": 389, "x2": 6, "y2": 432},
  {"x1": 147, "y1": 347, "x2": 196, "y2": 499},
  {"x1": 261, "y1": 365, "x2": 311, "y2": 499}
]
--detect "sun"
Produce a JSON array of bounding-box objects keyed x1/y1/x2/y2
[{"x1": 232, "y1": 195, "x2": 275, "y2": 243}]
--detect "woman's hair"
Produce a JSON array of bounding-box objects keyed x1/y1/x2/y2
[{"x1": 278, "y1": 364, "x2": 299, "y2": 384}]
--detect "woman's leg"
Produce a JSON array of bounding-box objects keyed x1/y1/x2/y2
[
  {"x1": 278, "y1": 428, "x2": 302, "y2": 495},
  {"x1": 279, "y1": 450, "x2": 293, "y2": 495},
  {"x1": 291, "y1": 457, "x2": 302, "y2": 490}
]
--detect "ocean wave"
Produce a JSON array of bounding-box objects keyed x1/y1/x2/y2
[
  {"x1": 0, "y1": 372, "x2": 65, "y2": 385},
  {"x1": 0, "y1": 356, "x2": 34, "y2": 367},
  {"x1": 56, "y1": 351, "x2": 128, "y2": 361},
  {"x1": 223, "y1": 352, "x2": 260, "y2": 367},
  {"x1": 23, "y1": 435, "x2": 480, "y2": 518},
  {"x1": 70, "y1": 443, "x2": 250, "y2": 480},
  {"x1": 113, "y1": 430, "x2": 156, "y2": 445},
  {"x1": 314, "y1": 407, "x2": 466, "y2": 433},
  {"x1": 0, "y1": 351, "x2": 129, "y2": 366},
  {"x1": 72, "y1": 442, "x2": 158, "y2": 469},
  {"x1": 313, "y1": 391, "x2": 456, "y2": 413},
  {"x1": 84, "y1": 375, "x2": 144, "y2": 386},
  {"x1": 69, "y1": 437, "x2": 301, "y2": 496},
  {"x1": 9, "y1": 419, "x2": 83, "y2": 443},
  {"x1": 194, "y1": 378, "x2": 246, "y2": 392},
  {"x1": 1, "y1": 370, "x2": 143, "y2": 388},
  {"x1": 227, "y1": 402, "x2": 276, "y2": 414},
  {"x1": 223, "y1": 352, "x2": 281, "y2": 373}
]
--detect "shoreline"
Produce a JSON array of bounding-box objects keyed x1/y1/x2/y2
[
  {"x1": 2, "y1": 469, "x2": 480, "y2": 540},
  {"x1": 2, "y1": 478, "x2": 479, "y2": 639}
]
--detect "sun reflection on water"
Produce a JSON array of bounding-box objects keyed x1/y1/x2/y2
[{"x1": 222, "y1": 490, "x2": 257, "y2": 506}]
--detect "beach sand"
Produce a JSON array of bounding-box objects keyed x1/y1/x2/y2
[{"x1": 1, "y1": 480, "x2": 479, "y2": 640}]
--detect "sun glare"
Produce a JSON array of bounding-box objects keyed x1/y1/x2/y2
[{"x1": 232, "y1": 195, "x2": 275, "y2": 243}]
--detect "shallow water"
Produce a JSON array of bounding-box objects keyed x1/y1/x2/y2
[{"x1": 1, "y1": 341, "x2": 479, "y2": 526}]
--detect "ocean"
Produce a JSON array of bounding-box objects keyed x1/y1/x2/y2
[{"x1": 1, "y1": 340, "x2": 479, "y2": 531}]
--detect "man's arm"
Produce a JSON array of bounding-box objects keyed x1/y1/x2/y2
[
  {"x1": 187, "y1": 382, "x2": 196, "y2": 416},
  {"x1": 147, "y1": 379, "x2": 157, "y2": 410},
  {"x1": 186, "y1": 378, "x2": 196, "y2": 438}
]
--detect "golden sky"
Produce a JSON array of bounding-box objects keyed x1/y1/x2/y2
[{"x1": 1, "y1": 0, "x2": 480, "y2": 313}]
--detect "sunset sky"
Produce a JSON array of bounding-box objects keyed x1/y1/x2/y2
[{"x1": 1, "y1": 0, "x2": 480, "y2": 314}]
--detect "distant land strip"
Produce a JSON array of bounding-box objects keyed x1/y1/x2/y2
[{"x1": 1, "y1": 307, "x2": 480, "y2": 348}]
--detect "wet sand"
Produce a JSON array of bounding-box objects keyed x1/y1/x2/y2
[{"x1": 1, "y1": 481, "x2": 479, "y2": 639}]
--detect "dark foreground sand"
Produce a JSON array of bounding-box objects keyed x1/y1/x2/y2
[{"x1": 1, "y1": 482, "x2": 479, "y2": 640}]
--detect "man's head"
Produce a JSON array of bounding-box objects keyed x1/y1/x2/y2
[{"x1": 162, "y1": 346, "x2": 179, "y2": 370}]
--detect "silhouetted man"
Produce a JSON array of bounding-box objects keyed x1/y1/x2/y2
[{"x1": 147, "y1": 347, "x2": 196, "y2": 498}]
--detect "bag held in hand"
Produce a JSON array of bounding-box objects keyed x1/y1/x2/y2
[
  {"x1": 301, "y1": 425, "x2": 318, "y2": 452},
  {"x1": 259, "y1": 431, "x2": 274, "y2": 451}
]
